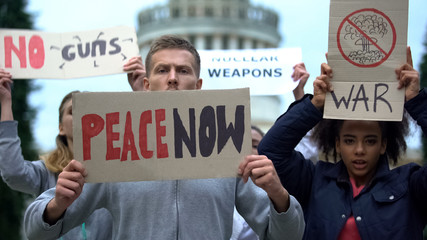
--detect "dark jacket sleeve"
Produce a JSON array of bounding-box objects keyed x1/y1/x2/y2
[
  {"x1": 405, "y1": 89, "x2": 427, "y2": 216},
  {"x1": 258, "y1": 95, "x2": 322, "y2": 207}
]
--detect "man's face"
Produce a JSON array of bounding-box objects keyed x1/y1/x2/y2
[{"x1": 144, "y1": 49, "x2": 202, "y2": 91}]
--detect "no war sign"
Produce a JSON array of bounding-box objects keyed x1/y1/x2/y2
[
  {"x1": 72, "y1": 89, "x2": 251, "y2": 183},
  {"x1": 0, "y1": 26, "x2": 139, "y2": 79},
  {"x1": 326, "y1": 0, "x2": 408, "y2": 121}
]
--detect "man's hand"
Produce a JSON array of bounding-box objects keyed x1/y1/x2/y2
[
  {"x1": 292, "y1": 63, "x2": 309, "y2": 100},
  {"x1": 124, "y1": 56, "x2": 146, "y2": 91}
]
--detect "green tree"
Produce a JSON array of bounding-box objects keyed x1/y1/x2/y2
[
  {"x1": 0, "y1": 0, "x2": 38, "y2": 239},
  {"x1": 420, "y1": 25, "x2": 427, "y2": 240},
  {"x1": 420, "y1": 31, "x2": 427, "y2": 164}
]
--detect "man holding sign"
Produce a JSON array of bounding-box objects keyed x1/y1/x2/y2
[{"x1": 24, "y1": 35, "x2": 304, "y2": 240}]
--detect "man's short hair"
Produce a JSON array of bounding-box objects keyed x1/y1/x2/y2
[{"x1": 145, "y1": 35, "x2": 201, "y2": 78}]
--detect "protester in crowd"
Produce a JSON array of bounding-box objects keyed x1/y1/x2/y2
[
  {"x1": 291, "y1": 62, "x2": 309, "y2": 101},
  {"x1": 231, "y1": 63, "x2": 316, "y2": 240},
  {"x1": 231, "y1": 125, "x2": 265, "y2": 240},
  {"x1": 291, "y1": 62, "x2": 318, "y2": 163},
  {"x1": 0, "y1": 76, "x2": 112, "y2": 240},
  {"x1": 0, "y1": 55, "x2": 145, "y2": 239},
  {"x1": 23, "y1": 35, "x2": 305, "y2": 240},
  {"x1": 253, "y1": 47, "x2": 427, "y2": 239}
]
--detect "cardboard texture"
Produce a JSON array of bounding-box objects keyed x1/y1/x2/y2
[
  {"x1": 73, "y1": 88, "x2": 252, "y2": 183},
  {"x1": 199, "y1": 48, "x2": 302, "y2": 95},
  {"x1": 0, "y1": 26, "x2": 139, "y2": 79},
  {"x1": 326, "y1": 0, "x2": 408, "y2": 121}
]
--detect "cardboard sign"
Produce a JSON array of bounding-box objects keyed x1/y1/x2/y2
[
  {"x1": 199, "y1": 48, "x2": 302, "y2": 95},
  {"x1": 73, "y1": 89, "x2": 251, "y2": 183},
  {"x1": 0, "y1": 26, "x2": 139, "y2": 79},
  {"x1": 325, "y1": 0, "x2": 408, "y2": 121}
]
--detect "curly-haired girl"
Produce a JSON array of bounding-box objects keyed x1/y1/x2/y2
[{"x1": 257, "y1": 47, "x2": 427, "y2": 239}]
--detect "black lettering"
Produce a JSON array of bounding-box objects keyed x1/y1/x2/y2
[
  {"x1": 223, "y1": 68, "x2": 230, "y2": 77},
  {"x1": 199, "y1": 106, "x2": 216, "y2": 157},
  {"x1": 174, "y1": 108, "x2": 196, "y2": 158},
  {"x1": 217, "y1": 105, "x2": 245, "y2": 154},
  {"x1": 77, "y1": 43, "x2": 90, "y2": 58},
  {"x1": 252, "y1": 69, "x2": 261, "y2": 78},
  {"x1": 108, "y1": 38, "x2": 121, "y2": 55},
  {"x1": 263, "y1": 68, "x2": 272, "y2": 77},
  {"x1": 91, "y1": 40, "x2": 106, "y2": 57},
  {"x1": 62, "y1": 45, "x2": 75, "y2": 61},
  {"x1": 242, "y1": 69, "x2": 250, "y2": 77},
  {"x1": 208, "y1": 69, "x2": 221, "y2": 77},
  {"x1": 352, "y1": 84, "x2": 369, "y2": 111},
  {"x1": 232, "y1": 69, "x2": 241, "y2": 77},
  {"x1": 374, "y1": 83, "x2": 392, "y2": 112},
  {"x1": 331, "y1": 85, "x2": 355, "y2": 109},
  {"x1": 260, "y1": 56, "x2": 268, "y2": 62}
]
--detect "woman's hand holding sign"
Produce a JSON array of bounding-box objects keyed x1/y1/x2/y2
[
  {"x1": 44, "y1": 160, "x2": 87, "y2": 225},
  {"x1": 238, "y1": 155, "x2": 290, "y2": 213}
]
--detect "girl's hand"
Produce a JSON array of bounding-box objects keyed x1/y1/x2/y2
[
  {"x1": 311, "y1": 63, "x2": 333, "y2": 109},
  {"x1": 395, "y1": 47, "x2": 420, "y2": 102}
]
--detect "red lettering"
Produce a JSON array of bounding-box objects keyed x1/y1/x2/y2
[
  {"x1": 139, "y1": 110, "x2": 153, "y2": 159},
  {"x1": 82, "y1": 114, "x2": 104, "y2": 161},
  {"x1": 28, "y1": 35, "x2": 45, "y2": 69},
  {"x1": 4, "y1": 36, "x2": 26, "y2": 68},
  {"x1": 106, "y1": 112, "x2": 120, "y2": 160},
  {"x1": 121, "y1": 111, "x2": 139, "y2": 161},
  {"x1": 155, "y1": 109, "x2": 168, "y2": 158}
]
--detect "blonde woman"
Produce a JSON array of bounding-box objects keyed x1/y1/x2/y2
[{"x1": 0, "y1": 71, "x2": 112, "y2": 239}]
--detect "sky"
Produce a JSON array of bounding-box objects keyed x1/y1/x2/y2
[{"x1": 24, "y1": 0, "x2": 427, "y2": 152}]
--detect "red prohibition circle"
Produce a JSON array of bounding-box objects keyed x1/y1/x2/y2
[{"x1": 337, "y1": 8, "x2": 397, "y2": 68}]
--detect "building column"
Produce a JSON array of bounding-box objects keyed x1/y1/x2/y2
[
  {"x1": 243, "y1": 38, "x2": 252, "y2": 49},
  {"x1": 195, "y1": 35, "x2": 205, "y2": 49},
  {"x1": 213, "y1": 35, "x2": 222, "y2": 50},
  {"x1": 228, "y1": 35, "x2": 238, "y2": 49}
]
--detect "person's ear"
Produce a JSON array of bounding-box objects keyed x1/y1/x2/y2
[
  {"x1": 335, "y1": 137, "x2": 340, "y2": 154},
  {"x1": 380, "y1": 138, "x2": 387, "y2": 155},
  {"x1": 59, "y1": 124, "x2": 65, "y2": 136},
  {"x1": 143, "y1": 77, "x2": 150, "y2": 91},
  {"x1": 196, "y1": 78, "x2": 202, "y2": 89}
]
